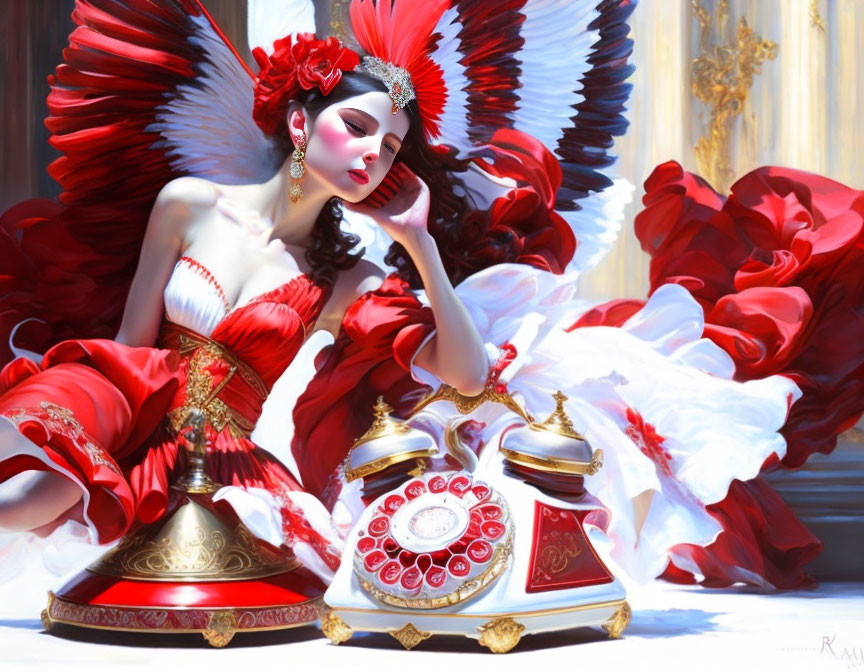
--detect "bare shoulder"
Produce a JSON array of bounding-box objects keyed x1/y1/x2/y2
[
  {"x1": 154, "y1": 176, "x2": 220, "y2": 212},
  {"x1": 146, "y1": 177, "x2": 220, "y2": 246},
  {"x1": 329, "y1": 258, "x2": 387, "y2": 313},
  {"x1": 339, "y1": 258, "x2": 386, "y2": 292},
  {"x1": 315, "y1": 258, "x2": 386, "y2": 336}
]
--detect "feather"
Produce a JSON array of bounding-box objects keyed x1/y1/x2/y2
[
  {"x1": 427, "y1": 6, "x2": 471, "y2": 153},
  {"x1": 149, "y1": 13, "x2": 283, "y2": 183},
  {"x1": 512, "y1": 0, "x2": 598, "y2": 163},
  {"x1": 350, "y1": 0, "x2": 450, "y2": 139},
  {"x1": 1, "y1": 0, "x2": 281, "y2": 362}
]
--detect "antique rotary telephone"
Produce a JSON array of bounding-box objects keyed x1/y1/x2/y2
[{"x1": 322, "y1": 385, "x2": 631, "y2": 653}]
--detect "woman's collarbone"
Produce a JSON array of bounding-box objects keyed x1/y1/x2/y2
[{"x1": 182, "y1": 241, "x2": 305, "y2": 313}]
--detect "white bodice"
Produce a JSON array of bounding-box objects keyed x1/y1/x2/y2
[{"x1": 162, "y1": 257, "x2": 229, "y2": 337}]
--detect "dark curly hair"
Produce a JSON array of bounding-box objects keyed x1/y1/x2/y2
[{"x1": 292, "y1": 70, "x2": 477, "y2": 288}]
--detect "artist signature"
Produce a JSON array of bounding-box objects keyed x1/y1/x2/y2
[{"x1": 821, "y1": 635, "x2": 864, "y2": 669}]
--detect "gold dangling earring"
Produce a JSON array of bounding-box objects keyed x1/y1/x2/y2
[{"x1": 289, "y1": 131, "x2": 306, "y2": 203}]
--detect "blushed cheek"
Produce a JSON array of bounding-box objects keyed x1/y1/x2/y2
[{"x1": 314, "y1": 117, "x2": 354, "y2": 162}]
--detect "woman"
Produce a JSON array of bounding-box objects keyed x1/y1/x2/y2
[
  {"x1": 0, "y1": 0, "x2": 589, "y2": 586},
  {"x1": 0, "y1": 30, "x2": 499, "y2": 587}
]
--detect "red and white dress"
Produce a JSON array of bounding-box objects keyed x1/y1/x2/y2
[{"x1": 0, "y1": 252, "x2": 343, "y2": 582}]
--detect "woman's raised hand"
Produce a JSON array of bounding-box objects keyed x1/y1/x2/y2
[{"x1": 343, "y1": 164, "x2": 431, "y2": 246}]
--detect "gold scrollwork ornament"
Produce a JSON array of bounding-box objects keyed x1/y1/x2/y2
[
  {"x1": 602, "y1": 601, "x2": 632, "y2": 640},
  {"x1": 477, "y1": 617, "x2": 525, "y2": 653},
  {"x1": 690, "y1": 0, "x2": 778, "y2": 192},
  {"x1": 411, "y1": 384, "x2": 533, "y2": 423},
  {"x1": 321, "y1": 609, "x2": 353, "y2": 645},
  {"x1": 389, "y1": 622, "x2": 432, "y2": 650},
  {"x1": 41, "y1": 593, "x2": 54, "y2": 631},
  {"x1": 810, "y1": 0, "x2": 826, "y2": 32},
  {"x1": 202, "y1": 610, "x2": 237, "y2": 647}
]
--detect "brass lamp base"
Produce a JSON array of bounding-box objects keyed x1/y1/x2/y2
[{"x1": 43, "y1": 486, "x2": 326, "y2": 647}]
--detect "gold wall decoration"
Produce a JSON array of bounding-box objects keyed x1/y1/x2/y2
[
  {"x1": 810, "y1": 0, "x2": 826, "y2": 32},
  {"x1": 841, "y1": 427, "x2": 864, "y2": 444},
  {"x1": 327, "y1": 0, "x2": 361, "y2": 52},
  {"x1": 690, "y1": 0, "x2": 778, "y2": 192}
]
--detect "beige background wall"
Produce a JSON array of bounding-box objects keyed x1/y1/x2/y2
[{"x1": 576, "y1": 0, "x2": 864, "y2": 581}]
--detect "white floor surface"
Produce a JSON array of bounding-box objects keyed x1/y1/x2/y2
[{"x1": 0, "y1": 559, "x2": 861, "y2": 672}]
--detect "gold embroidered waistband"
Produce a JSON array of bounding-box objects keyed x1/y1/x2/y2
[{"x1": 160, "y1": 322, "x2": 269, "y2": 439}]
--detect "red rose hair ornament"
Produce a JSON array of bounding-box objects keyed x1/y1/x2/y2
[{"x1": 252, "y1": 33, "x2": 360, "y2": 137}]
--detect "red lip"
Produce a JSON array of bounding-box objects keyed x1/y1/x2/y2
[{"x1": 348, "y1": 169, "x2": 369, "y2": 185}]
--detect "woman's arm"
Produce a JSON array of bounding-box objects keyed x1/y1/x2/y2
[
  {"x1": 345, "y1": 167, "x2": 487, "y2": 396},
  {"x1": 401, "y1": 230, "x2": 488, "y2": 396},
  {"x1": 114, "y1": 178, "x2": 216, "y2": 347}
]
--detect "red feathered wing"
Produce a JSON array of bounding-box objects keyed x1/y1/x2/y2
[
  {"x1": 347, "y1": 0, "x2": 636, "y2": 280},
  {"x1": 429, "y1": 0, "x2": 636, "y2": 208},
  {"x1": 1, "y1": 0, "x2": 275, "y2": 365}
]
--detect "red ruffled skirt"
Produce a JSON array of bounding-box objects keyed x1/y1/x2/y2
[{"x1": 0, "y1": 331, "x2": 338, "y2": 571}]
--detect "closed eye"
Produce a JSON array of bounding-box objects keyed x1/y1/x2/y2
[
  {"x1": 344, "y1": 119, "x2": 366, "y2": 136},
  {"x1": 344, "y1": 118, "x2": 397, "y2": 155}
]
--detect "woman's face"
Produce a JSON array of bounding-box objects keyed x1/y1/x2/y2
[{"x1": 303, "y1": 91, "x2": 411, "y2": 202}]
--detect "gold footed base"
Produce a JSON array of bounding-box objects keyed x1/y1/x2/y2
[
  {"x1": 389, "y1": 623, "x2": 432, "y2": 650},
  {"x1": 331, "y1": 616, "x2": 525, "y2": 653},
  {"x1": 477, "y1": 617, "x2": 525, "y2": 653},
  {"x1": 602, "y1": 601, "x2": 632, "y2": 639},
  {"x1": 322, "y1": 597, "x2": 628, "y2": 652},
  {"x1": 321, "y1": 609, "x2": 354, "y2": 645},
  {"x1": 322, "y1": 610, "x2": 525, "y2": 653},
  {"x1": 201, "y1": 611, "x2": 238, "y2": 647}
]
